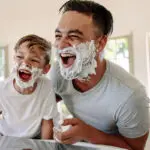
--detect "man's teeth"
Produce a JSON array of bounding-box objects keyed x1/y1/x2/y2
[{"x1": 61, "y1": 53, "x2": 75, "y2": 57}]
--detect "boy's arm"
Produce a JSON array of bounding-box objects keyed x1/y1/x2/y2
[{"x1": 41, "y1": 119, "x2": 53, "y2": 139}]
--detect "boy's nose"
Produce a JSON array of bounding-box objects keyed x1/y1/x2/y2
[{"x1": 23, "y1": 59, "x2": 31, "y2": 67}]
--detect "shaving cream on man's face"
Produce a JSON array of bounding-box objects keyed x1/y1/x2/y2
[
  {"x1": 13, "y1": 63, "x2": 43, "y2": 89},
  {"x1": 56, "y1": 40, "x2": 97, "y2": 81}
]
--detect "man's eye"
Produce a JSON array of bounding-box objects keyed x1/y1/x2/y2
[
  {"x1": 69, "y1": 35, "x2": 81, "y2": 40},
  {"x1": 55, "y1": 34, "x2": 62, "y2": 40}
]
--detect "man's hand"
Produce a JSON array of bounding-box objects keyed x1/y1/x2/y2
[
  {"x1": 53, "y1": 118, "x2": 149, "y2": 150},
  {"x1": 53, "y1": 118, "x2": 93, "y2": 144}
]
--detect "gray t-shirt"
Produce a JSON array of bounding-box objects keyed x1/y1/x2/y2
[{"x1": 50, "y1": 60, "x2": 149, "y2": 138}]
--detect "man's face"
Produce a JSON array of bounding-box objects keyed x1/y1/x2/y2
[
  {"x1": 54, "y1": 11, "x2": 97, "y2": 68},
  {"x1": 14, "y1": 42, "x2": 47, "y2": 83}
]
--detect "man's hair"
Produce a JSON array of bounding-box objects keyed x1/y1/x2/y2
[
  {"x1": 59, "y1": 0, "x2": 113, "y2": 36},
  {"x1": 14, "y1": 34, "x2": 51, "y2": 65}
]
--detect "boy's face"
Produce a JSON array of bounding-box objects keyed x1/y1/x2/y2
[{"x1": 13, "y1": 42, "x2": 49, "y2": 84}]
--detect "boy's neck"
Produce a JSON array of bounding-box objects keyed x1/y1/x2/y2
[{"x1": 13, "y1": 79, "x2": 37, "y2": 95}]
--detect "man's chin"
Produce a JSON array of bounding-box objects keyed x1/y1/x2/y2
[{"x1": 64, "y1": 63, "x2": 74, "y2": 68}]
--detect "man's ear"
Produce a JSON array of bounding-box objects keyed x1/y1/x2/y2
[
  {"x1": 43, "y1": 64, "x2": 51, "y2": 74},
  {"x1": 96, "y1": 36, "x2": 108, "y2": 53}
]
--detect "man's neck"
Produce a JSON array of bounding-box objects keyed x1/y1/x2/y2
[
  {"x1": 13, "y1": 79, "x2": 37, "y2": 95},
  {"x1": 73, "y1": 59, "x2": 106, "y2": 92}
]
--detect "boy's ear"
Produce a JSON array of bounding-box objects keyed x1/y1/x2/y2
[{"x1": 43, "y1": 64, "x2": 51, "y2": 74}]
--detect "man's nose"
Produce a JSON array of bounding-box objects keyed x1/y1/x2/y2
[{"x1": 56, "y1": 38, "x2": 71, "y2": 50}]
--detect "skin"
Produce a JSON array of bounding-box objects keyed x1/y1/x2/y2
[
  {"x1": 41, "y1": 119, "x2": 53, "y2": 139},
  {"x1": 54, "y1": 11, "x2": 149, "y2": 149},
  {"x1": 13, "y1": 42, "x2": 53, "y2": 139}
]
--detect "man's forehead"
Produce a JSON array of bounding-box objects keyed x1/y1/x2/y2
[
  {"x1": 60, "y1": 11, "x2": 92, "y2": 21},
  {"x1": 57, "y1": 11, "x2": 93, "y2": 29}
]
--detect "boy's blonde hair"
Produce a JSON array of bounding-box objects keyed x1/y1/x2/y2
[{"x1": 14, "y1": 34, "x2": 51, "y2": 65}]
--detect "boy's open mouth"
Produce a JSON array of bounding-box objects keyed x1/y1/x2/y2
[
  {"x1": 60, "y1": 53, "x2": 76, "y2": 68},
  {"x1": 18, "y1": 69, "x2": 32, "y2": 82}
]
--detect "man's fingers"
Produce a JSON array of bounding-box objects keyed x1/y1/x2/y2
[
  {"x1": 53, "y1": 127, "x2": 63, "y2": 142},
  {"x1": 53, "y1": 127, "x2": 74, "y2": 142},
  {"x1": 53, "y1": 134, "x2": 62, "y2": 143},
  {"x1": 61, "y1": 137, "x2": 78, "y2": 144},
  {"x1": 60, "y1": 127, "x2": 77, "y2": 141},
  {"x1": 62, "y1": 118, "x2": 79, "y2": 126}
]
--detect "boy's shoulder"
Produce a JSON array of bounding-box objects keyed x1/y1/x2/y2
[
  {"x1": 36, "y1": 77, "x2": 54, "y2": 96},
  {"x1": 0, "y1": 76, "x2": 12, "y2": 89},
  {"x1": 38, "y1": 76, "x2": 52, "y2": 88}
]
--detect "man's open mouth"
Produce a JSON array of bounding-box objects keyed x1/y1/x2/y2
[
  {"x1": 60, "y1": 53, "x2": 76, "y2": 68},
  {"x1": 18, "y1": 69, "x2": 32, "y2": 82}
]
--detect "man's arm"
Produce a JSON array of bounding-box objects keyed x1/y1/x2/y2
[
  {"x1": 87, "y1": 121, "x2": 149, "y2": 150},
  {"x1": 54, "y1": 118, "x2": 149, "y2": 150},
  {"x1": 41, "y1": 119, "x2": 53, "y2": 139}
]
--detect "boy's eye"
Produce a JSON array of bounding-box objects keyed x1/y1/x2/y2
[
  {"x1": 31, "y1": 59, "x2": 40, "y2": 63},
  {"x1": 16, "y1": 56, "x2": 23, "y2": 59}
]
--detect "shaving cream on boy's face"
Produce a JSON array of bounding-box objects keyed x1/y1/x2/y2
[
  {"x1": 13, "y1": 63, "x2": 43, "y2": 89},
  {"x1": 56, "y1": 40, "x2": 98, "y2": 81}
]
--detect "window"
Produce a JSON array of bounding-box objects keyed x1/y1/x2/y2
[
  {"x1": 104, "y1": 35, "x2": 133, "y2": 74},
  {"x1": 146, "y1": 32, "x2": 150, "y2": 98},
  {"x1": 0, "y1": 47, "x2": 6, "y2": 81}
]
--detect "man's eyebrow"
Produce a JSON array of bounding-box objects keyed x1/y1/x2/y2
[
  {"x1": 55, "y1": 29, "x2": 83, "y2": 36},
  {"x1": 55, "y1": 29, "x2": 61, "y2": 33}
]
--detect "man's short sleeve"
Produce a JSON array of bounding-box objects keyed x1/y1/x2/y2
[{"x1": 116, "y1": 87, "x2": 149, "y2": 138}]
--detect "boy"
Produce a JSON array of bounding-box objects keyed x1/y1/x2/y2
[{"x1": 0, "y1": 34, "x2": 59, "y2": 139}]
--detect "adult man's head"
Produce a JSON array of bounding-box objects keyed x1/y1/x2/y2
[
  {"x1": 13, "y1": 34, "x2": 51, "y2": 91},
  {"x1": 54, "y1": 0, "x2": 113, "y2": 81}
]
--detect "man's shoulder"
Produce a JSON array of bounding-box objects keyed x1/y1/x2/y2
[{"x1": 106, "y1": 60, "x2": 144, "y2": 91}]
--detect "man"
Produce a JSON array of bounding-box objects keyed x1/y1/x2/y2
[{"x1": 50, "y1": 0, "x2": 149, "y2": 149}]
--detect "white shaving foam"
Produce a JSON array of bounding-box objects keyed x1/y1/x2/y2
[
  {"x1": 56, "y1": 40, "x2": 97, "y2": 81},
  {"x1": 13, "y1": 63, "x2": 43, "y2": 89}
]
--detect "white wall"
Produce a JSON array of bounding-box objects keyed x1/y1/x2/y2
[
  {"x1": 95, "y1": 0, "x2": 150, "y2": 90},
  {"x1": 0, "y1": 0, "x2": 150, "y2": 89},
  {"x1": 0, "y1": 0, "x2": 66, "y2": 74}
]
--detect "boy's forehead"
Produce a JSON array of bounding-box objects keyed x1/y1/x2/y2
[
  {"x1": 18, "y1": 42, "x2": 41, "y2": 53},
  {"x1": 19, "y1": 41, "x2": 29, "y2": 49}
]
